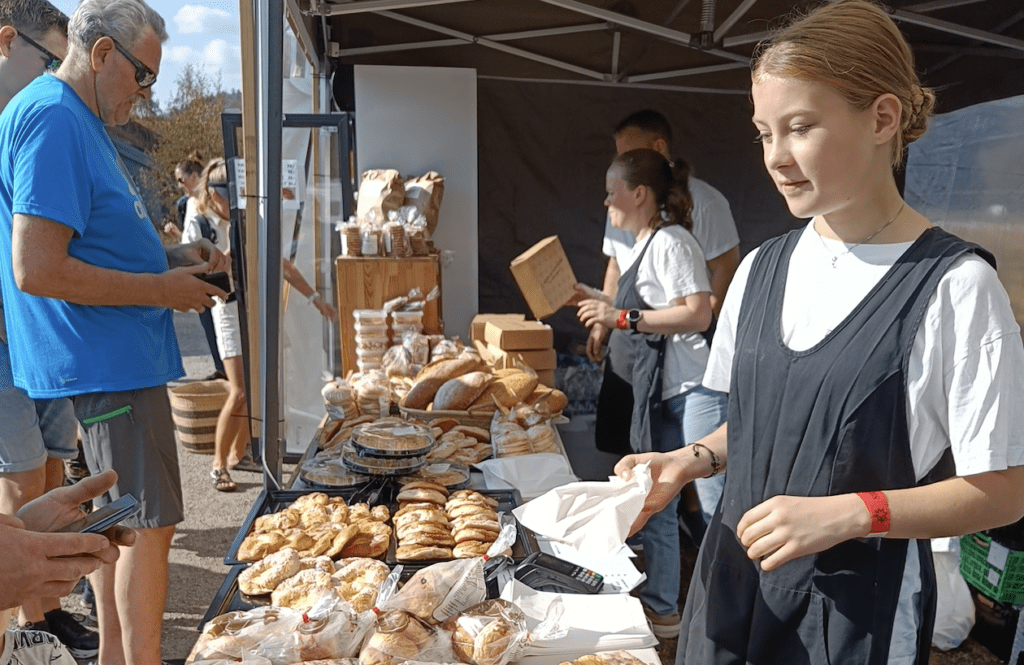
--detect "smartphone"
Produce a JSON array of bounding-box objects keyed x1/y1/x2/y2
[
  {"x1": 514, "y1": 551, "x2": 604, "y2": 594},
  {"x1": 56, "y1": 494, "x2": 140, "y2": 534},
  {"x1": 196, "y1": 271, "x2": 232, "y2": 297}
]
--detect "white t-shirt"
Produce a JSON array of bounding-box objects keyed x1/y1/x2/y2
[
  {"x1": 603, "y1": 177, "x2": 739, "y2": 266},
  {"x1": 182, "y1": 204, "x2": 231, "y2": 254},
  {"x1": 623, "y1": 225, "x2": 712, "y2": 400},
  {"x1": 703, "y1": 221, "x2": 1024, "y2": 663},
  {"x1": 1, "y1": 630, "x2": 76, "y2": 665}
]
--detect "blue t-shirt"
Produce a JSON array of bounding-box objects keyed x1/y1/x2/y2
[{"x1": 0, "y1": 75, "x2": 184, "y2": 398}]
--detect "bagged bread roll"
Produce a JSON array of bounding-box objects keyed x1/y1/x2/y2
[
  {"x1": 433, "y1": 372, "x2": 493, "y2": 411},
  {"x1": 443, "y1": 599, "x2": 528, "y2": 665},
  {"x1": 359, "y1": 610, "x2": 439, "y2": 665}
]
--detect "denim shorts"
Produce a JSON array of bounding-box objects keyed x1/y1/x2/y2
[
  {"x1": 0, "y1": 341, "x2": 78, "y2": 474},
  {"x1": 73, "y1": 385, "x2": 184, "y2": 529}
]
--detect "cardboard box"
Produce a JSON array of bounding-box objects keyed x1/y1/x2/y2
[
  {"x1": 469, "y1": 313, "x2": 525, "y2": 343},
  {"x1": 486, "y1": 343, "x2": 557, "y2": 371},
  {"x1": 535, "y1": 369, "x2": 556, "y2": 388},
  {"x1": 484, "y1": 319, "x2": 554, "y2": 351},
  {"x1": 509, "y1": 236, "x2": 577, "y2": 320}
]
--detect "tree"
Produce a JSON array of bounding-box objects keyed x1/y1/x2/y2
[{"x1": 135, "y1": 64, "x2": 230, "y2": 237}]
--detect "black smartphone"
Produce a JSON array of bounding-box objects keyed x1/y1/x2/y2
[
  {"x1": 56, "y1": 494, "x2": 140, "y2": 534},
  {"x1": 196, "y1": 271, "x2": 232, "y2": 297},
  {"x1": 514, "y1": 551, "x2": 604, "y2": 594}
]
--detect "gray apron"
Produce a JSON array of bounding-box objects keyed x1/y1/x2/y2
[
  {"x1": 611, "y1": 230, "x2": 665, "y2": 454},
  {"x1": 678, "y1": 227, "x2": 993, "y2": 664}
]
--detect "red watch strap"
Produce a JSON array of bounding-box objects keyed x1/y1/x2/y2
[
  {"x1": 857, "y1": 491, "x2": 890, "y2": 534},
  {"x1": 616, "y1": 309, "x2": 628, "y2": 330}
]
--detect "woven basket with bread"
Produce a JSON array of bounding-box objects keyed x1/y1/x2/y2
[{"x1": 399, "y1": 357, "x2": 565, "y2": 428}]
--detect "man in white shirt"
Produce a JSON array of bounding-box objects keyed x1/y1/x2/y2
[{"x1": 588, "y1": 109, "x2": 740, "y2": 361}]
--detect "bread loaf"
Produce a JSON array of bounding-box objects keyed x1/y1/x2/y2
[
  {"x1": 402, "y1": 377, "x2": 446, "y2": 410},
  {"x1": 414, "y1": 357, "x2": 482, "y2": 383},
  {"x1": 471, "y1": 371, "x2": 538, "y2": 409},
  {"x1": 433, "y1": 371, "x2": 493, "y2": 411}
]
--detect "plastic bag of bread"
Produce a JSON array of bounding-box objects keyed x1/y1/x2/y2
[
  {"x1": 359, "y1": 609, "x2": 447, "y2": 665},
  {"x1": 430, "y1": 338, "x2": 460, "y2": 363},
  {"x1": 383, "y1": 345, "x2": 415, "y2": 379},
  {"x1": 256, "y1": 593, "x2": 373, "y2": 664},
  {"x1": 381, "y1": 525, "x2": 517, "y2": 625},
  {"x1": 189, "y1": 607, "x2": 301, "y2": 663},
  {"x1": 352, "y1": 370, "x2": 391, "y2": 418},
  {"x1": 322, "y1": 378, "x2": 358, "y2": 422},
  {"x1": 441, "y1": 599, "x2": 528, "y2": 665}
]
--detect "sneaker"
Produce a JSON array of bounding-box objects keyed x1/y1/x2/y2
[
  {"x1": 642, "y1": 604, "x2": 682, "y2": 639},
  {"x1": 41, "y1": 609, "x2": 100, "y2": 659}
]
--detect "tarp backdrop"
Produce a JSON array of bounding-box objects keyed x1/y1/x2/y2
[{"x1": 476, "y1": 78, "x2": 795, "y2": 351}]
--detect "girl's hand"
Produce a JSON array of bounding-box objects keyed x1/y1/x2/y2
[
  {"x1": 615, "y1": 452, "x2": 694, "y2": 536},
  {"x1": 577, "y1": 299, "x2": 620, "y2": 330},
  {"x1": 736, "y1": 494, "x2": 871, "y2": 571}
]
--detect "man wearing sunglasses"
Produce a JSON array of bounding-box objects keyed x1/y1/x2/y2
[
  {"x1": 1, "y1": 1, "x2": 106, "y2": 661},
  {"x1": 0, "y1": 2, "x2": 228, "y2": 665}
]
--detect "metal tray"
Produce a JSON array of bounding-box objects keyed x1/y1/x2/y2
[
  {"x1": 223, "y1": 487, "x2": 538, "y2": 571},
  {"x1": 199, "y1": 565, "x2": 253, "y2": 629}
]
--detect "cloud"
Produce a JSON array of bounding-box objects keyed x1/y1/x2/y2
[
  {"x1": 203, "y1": 39, "x2": 240, "y2": 69},
  {"x1": 174, "y1": 5, "x2": 237, "y2": 36}
]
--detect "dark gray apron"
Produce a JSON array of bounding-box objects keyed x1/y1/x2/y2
[
  {"x1": 610, "y1": 230, "x2": 665, "y2": 454},
  {"x1": 678, "y1": 227, "x2": 993, "y2": 665}
]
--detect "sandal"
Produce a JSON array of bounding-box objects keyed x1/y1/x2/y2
[
  {"x1": 210, "y1": 468, "x2": 237, "y2": 492},
  {"x1": 230, "y1": 453, "x2": 261, "y2": 474}
]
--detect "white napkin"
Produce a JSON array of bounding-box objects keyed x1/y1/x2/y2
[
  {"x1": 511, "y1": 462, "x2": 652, "y2": 555},
  {"x1": 475, "y1": 453, "x2": 579, "y2": 500},
  {"x1": 500, "y1": 579, "x2": 657, "y2": 654}
]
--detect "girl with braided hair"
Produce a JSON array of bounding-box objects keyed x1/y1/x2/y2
[{"x1": 615, "y1": 1, "x2": 1024, "y2": 663}]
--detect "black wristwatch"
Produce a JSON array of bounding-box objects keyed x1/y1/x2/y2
[{"x1": 627, "y1": 309, "x2": 642, "y2": 332}]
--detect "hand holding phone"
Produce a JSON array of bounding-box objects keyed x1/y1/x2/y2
[
  {"x1": 196, "y1": 271, "x2": 232, "y2": 298},
  {"x1": 55, "y1": 494, "x2": 140, "y2": 534}
]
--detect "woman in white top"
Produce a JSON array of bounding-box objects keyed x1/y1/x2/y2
[
  {"x1": 189, "y1": 159, "x2": 337, "y2": 492},
  {"x1": 576, "y1": 148, "x2": 728, "y2": 636},
  {"x1": 614, "y1": 2, "x2": 1024, "y2": 663}
]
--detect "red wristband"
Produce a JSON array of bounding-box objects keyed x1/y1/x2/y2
[
  {"x1": 616, "y1": 309, "x2": 629, "y2": 330},
  {"x1": 857, "y1": 491, "x2": 890, "y2": 534}
]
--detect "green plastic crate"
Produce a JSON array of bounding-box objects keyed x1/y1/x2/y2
[{"x1": 959, "y1": 532, "x2": 1024, "y2": 605}]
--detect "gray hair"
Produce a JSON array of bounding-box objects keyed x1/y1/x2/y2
[
  {"x1": 68, "y1": 0, "x2": 167, "y2": 51},
  {"x1": 0, "y1": 0, "x2": 68, "y2": 39}
]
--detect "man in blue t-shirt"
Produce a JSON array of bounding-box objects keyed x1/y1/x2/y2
[{"x1": 0, "y1": 2, "x2": 227, "y2": 664}]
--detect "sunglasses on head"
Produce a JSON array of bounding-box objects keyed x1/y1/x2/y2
[
  {"x1": 109, "y1": 36, "x2": 157, "y2": 88},
  {"x1": 19, "y1": 31, "x2": 61, "y2": 73}
]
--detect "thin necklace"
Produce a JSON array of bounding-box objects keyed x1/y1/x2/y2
[{"x1": 817, "y1": 202, "x2": 906, "y2": 269}]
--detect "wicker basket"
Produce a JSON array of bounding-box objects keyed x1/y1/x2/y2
[
  {"x1": 169, "y1": 380, "x2": 229, "y2": 454},
  {"x1": 398, "y1": 398, "x2": 497, "y2": 429}
]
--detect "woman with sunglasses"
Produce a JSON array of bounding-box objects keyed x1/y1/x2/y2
[
  {"x1": 190, "y1": 158, "x2": 337, "y2": 492},
  {"x1": 615, "y1": 1, "x2": 1024, "y2": 663}
]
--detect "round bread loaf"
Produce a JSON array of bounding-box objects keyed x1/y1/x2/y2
[{"x1": 433, "y1": 371, "x2": 494, "y2": 411}]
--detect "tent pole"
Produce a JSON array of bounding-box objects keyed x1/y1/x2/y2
[{"x1": 256, "y1": 0, "x2": 285, "y2": 485}]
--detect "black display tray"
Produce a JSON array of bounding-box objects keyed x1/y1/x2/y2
[{"x1": 223, "y1": 487, "x2": 538, "y2": 570}]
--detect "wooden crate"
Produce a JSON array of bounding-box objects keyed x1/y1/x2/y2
[{"x1": 335, "y1": 255, "x2": 442, "y2": 374}]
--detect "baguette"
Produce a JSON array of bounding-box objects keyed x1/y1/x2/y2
[{"x1": 433, "y1": 371, "x2": 493, "y2": 411}]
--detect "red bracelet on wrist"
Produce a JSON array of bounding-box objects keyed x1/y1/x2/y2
[
  {"x1": 856, "y1": 491, "x2": 890, "y2": 534},
  {"x1": 616, "y1": 309, "x2": 629, "y2": 330}
]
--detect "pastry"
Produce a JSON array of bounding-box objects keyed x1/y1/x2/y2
[
  {"x1": 237, "y1": 531, "x2": 287, "y2": 562},
  {"x1": 237, "y1": 547, "x2": 301, "y2": 595},
  {"x1": 395, "y1": 545, "x2": 454, "y2": 561}
]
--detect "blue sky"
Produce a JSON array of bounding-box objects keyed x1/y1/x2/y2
[{"x1": 51, "y1": 0, "x2": 242, "y2": 107}]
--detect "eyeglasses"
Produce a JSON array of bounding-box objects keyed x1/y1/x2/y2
[
  {"x1": 19, "y1": 32, "x2": 61, "y2": 73},
  {"x1": 109, "y1": 36, "x2": 157, "y2": 88}
]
